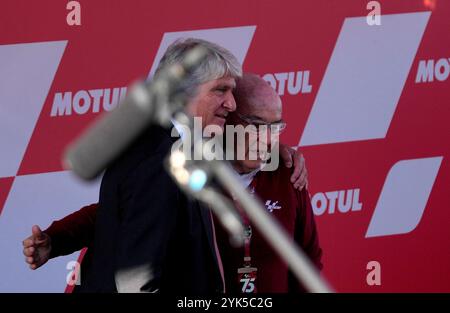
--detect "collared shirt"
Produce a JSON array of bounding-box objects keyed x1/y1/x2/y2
[{"x1": 236, "y1": 168, "x2": 260, "y2": 189}]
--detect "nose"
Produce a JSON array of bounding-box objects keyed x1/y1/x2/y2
[
  {"x1": 260, "y1": 128, "x2": 272, "y2": 149},
  {"x1": 258, "y1": 127, "x2": 279, "y2": 151},
  {"x1": 223, "y1": 91, "x2": 236, "y2": 112}
]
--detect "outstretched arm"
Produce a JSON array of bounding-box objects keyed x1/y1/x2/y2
[{"x1": 22, "y1": 203, "x2": 98, "y2": 270}]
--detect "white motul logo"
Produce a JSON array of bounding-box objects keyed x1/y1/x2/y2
[
  {"x1": 366, "y1": 157, "x2": 442, "y2": 238},
  {"x1": 50, "y1": 87, "x2": 127, "y2": 116},
  {"x1": 265, "y1": 200, "x2": 281, "y2": 213},
  {"x1": 312, "y1": 189, "x2": 362, "y2": 216},
  {"x1": 299, "y1": 12, "x2": 430, "y2": 146},
  {"x1": 415, "y1": 58, "x2": 450, "y2": 83},
  {"x1": 262, "y1": 71, "x2": 312, "y2": 96}
]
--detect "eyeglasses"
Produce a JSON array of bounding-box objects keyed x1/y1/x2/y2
[{"x1": 235, "y1": 112, "x2": 287, "y2": 134}]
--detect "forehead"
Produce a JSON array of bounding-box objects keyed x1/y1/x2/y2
[
  {"x1": 203, "y1": 76, "x2": 236, "y2": 89},
  {"x1": 239, "y1": 95, "x2": 282, "y2": 120}
]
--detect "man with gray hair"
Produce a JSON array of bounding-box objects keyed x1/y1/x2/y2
[
  {"x1": 22, "y1": 38, "x2": 308, "y2": 293},
  {"x1": 80, "y1": 38, "x2": 242, "y2": 293},
  {"x1": 156, "y1": 38, "x2": 242, "y2": 131}
]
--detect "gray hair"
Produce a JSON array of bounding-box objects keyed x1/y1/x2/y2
[{"x1": 154, "y1": 38, "x2": 242, "y2": 97}]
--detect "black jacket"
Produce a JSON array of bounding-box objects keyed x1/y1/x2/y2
[{"x1": 77, "y1": 125, "x2": 223, "y2": 293}]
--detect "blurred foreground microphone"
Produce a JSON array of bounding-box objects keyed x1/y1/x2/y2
[{"x1": 63, "y1": 46, "x2": 208, "y2": 180}]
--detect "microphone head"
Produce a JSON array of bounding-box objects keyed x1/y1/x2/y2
[{"x1": 64, "y1": 45, "x2": 208, "y2": 180}]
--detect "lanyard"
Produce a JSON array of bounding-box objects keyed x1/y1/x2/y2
[
  {"x1": 243, "y1": 224, "x2": 252, "y2": 264},
  {"x1": 236, "y1": 178, "x2": 258, "y2": 294},
  {"x1": 240, "y1": 177, "x2": 258, "y2": 266}
]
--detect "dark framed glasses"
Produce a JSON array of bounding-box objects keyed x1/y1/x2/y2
[{"x1": 235, "y1": 112, "x2": 287, "y2": 134}]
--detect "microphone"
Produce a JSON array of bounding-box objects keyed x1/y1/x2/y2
[{"x1": 63, "y1": 45, "x2": 208, "y2": 180}]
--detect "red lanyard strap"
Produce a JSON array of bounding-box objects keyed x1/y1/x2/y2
[{"x1": 243, "y1": 224, "x2": 252, "y2": 261}]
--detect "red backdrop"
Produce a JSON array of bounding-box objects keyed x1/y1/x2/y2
[{"x1": 0, "y1": 0, "x2": 449, "y2": 292}]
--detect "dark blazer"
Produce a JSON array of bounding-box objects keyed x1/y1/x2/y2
[{"x1": 76, "y1": 125, "x2": 224, "y2": 293}]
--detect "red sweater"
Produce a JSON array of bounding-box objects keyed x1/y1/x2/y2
[
  {"x1": 45, "y1": 203, "x2": 97, "y2": 259},
  {"x1": 214, "y1": 164, "x2": 323, "y2": 293}
]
